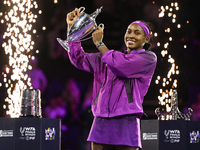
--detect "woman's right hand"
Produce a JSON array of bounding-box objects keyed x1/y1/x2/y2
[{"x1": 66, "y1": 8, "x2": 80, "y2": 31}]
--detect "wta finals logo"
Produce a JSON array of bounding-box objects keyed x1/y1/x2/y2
[
  {"x1": 45, "y1": 128, "x2": 56, "y2": 140},
  {"x1": 190, "y1": 131, "x2": 200, "y2": 143},
  {"x1": 164, "y1": 130, "x2": 180, "y2": 143},
  {"x1": 19, "y1": 127, "x2": 36, "y2": 140}
]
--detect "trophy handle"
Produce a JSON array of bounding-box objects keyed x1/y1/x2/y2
[
  {"x1": 80, "y1": 23, "x2": 104, "y2": 42},
  {"x1": 98, "y1": 23, "x2": 104, "y2": 29},
  {"x1": 79, "y1": 7, "x2": 85, "y2": 15}
]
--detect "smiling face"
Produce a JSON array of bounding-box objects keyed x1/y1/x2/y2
[{"x1": 124, "y1": 24, "x2": 149, "y2": 52}]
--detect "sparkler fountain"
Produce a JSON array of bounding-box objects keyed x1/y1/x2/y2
[
  {"x1": 0, "y1": 0, "x2": 42, "y2": 118},
  {"x1": 154, "y1": 2, "x2": 193, "y2": 120}
]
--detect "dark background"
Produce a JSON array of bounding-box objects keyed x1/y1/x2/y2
[
  {"x1": 0, "y1": 0, "x2": 200, "y2": 149},
  {"x1": 0, "y1": 0, "x2": 200, "y2": 118}
]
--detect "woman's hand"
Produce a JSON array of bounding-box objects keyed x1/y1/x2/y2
[
  {"x1": 92, "y1": 26, "x2": 109, "y2": 55},
  {"x1": 92, "y1": 26, "x2": 104, "y2": 46},
  {"x1": 66, "y1": 8, "x2": 80, "y2": 31}
]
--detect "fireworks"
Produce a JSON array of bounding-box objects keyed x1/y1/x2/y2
[
  {"x1": 154, "y1": 2, "x2": 187, "y2": 120},
  {"x1": 0, "y1": 0, "x2": 42, "y2": 117}
]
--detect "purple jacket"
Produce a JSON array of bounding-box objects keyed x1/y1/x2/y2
[{"x1": 68, "y1": 41, "x2": 157, "y2": 118}]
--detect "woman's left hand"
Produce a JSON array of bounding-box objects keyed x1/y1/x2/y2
[
  {"x1": 66, "y1": 8, "x2": 80, "y2": 31},
  {"x1": 92, "y1": 26, "x2": 104, "y2": 46}
]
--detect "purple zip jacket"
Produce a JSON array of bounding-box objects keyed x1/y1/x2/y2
[{"x1": 68, "y1": 41, "x2": 157, "y2": 118}]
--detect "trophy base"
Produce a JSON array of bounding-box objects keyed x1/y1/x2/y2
[{"x1": 57, "y1": 38, "x2": 70, "y2": 52}]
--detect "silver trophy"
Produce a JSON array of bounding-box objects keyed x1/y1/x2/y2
[
  {"x1": 20, "y1": 89, "x2": 42, "y2": 118},
  {"x1": 57, "y1": 6, "x2": 104, "y2": 51},
  {"x1": 155, "y1": 90, "x2": 193, "y2": 120}
]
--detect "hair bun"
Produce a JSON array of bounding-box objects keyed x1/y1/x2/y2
[{"x1": 143, "y1": 43, "x2": 151, "y2": 50}]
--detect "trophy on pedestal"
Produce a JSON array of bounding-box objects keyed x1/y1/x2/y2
[
  {"x1": 155, "y1": 90, "x2": 193, "y2": 120},
  {"x1": 20, "y1": 89, "x2": 42, "y2": 118}
]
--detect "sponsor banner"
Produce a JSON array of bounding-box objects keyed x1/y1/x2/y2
[
  {"x1": 143, "y1": 132, "x2": 158, "y2": 140},
  {"x1": 0, "y1": 130, "x2": 13, "y2": 137},
  {"x1": 19, "y1": 127, "x2": 36, "y2": 140}
]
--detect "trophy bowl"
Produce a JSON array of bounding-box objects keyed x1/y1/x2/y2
[{"x1": 57, "y1": 6, "x2": 103, "y2": 51}]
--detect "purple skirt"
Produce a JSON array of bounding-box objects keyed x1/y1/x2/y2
[{"x1": 87, "y1": 114, "x2": 142, "y2": 148}]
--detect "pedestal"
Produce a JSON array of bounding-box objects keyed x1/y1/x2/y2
[
  {"x1": 141, "y1": 120, "x2": 200, "y2": 150},
  {"x1": 0, "y1": 117, "x2": 61, "y2": 150}
]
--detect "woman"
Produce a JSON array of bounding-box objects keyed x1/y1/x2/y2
[{"x1": 66, "y1": 8, "x2": 157, "y2": 150}]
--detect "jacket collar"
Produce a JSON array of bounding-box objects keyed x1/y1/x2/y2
[{"x1": 124, "y1": 49, "x2": 145, "y2": 54}]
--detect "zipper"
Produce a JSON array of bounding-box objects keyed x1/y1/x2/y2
[
  {"x1": 93, "y1": 83, "x2": 103, "y2": 105},
  {"x1": 108, "y1": 75, "x2": 115, "y2": 117}
]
